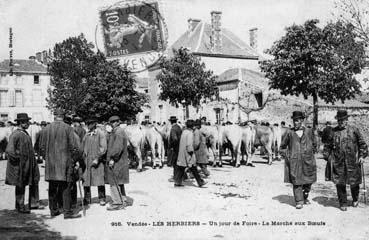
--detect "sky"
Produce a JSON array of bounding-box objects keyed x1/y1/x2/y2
[{"x1": 0, "y1": 0, "x2": 336, "y2": 60}]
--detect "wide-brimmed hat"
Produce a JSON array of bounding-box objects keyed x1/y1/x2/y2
[
  {"x1": 291, "y1": 111, "x2": 305, "y2": 120},
  {"x1": 109, "y1": 115, "x2": 120, "y2": 123},
  {"x1": 335, "y1": 110, "x2": 349, "y2": 120},
  {"x1": 85, "y1": 118, "x2": 98, "y2": 124},
  {"x1": 168, "y1": 116, "x2": 178, "y2": 122},
  {"x1": 15, "y1": 113, "x2": 31, "y2": 122}
]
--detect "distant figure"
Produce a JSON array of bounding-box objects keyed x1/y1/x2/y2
[{"x1": 321, "y1": 121, "x2": 333, "y2": 144}]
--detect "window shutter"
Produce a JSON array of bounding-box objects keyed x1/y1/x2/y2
[{"x1": 8, "y1": 89, "x2": 15, "y2": 107}]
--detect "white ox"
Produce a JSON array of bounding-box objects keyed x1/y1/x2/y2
[
  {"x1": 122, "y1": 124, "x2": 146, "y2": 172},
  {"x1": 142, "y1": 124, "x2": 165, "y2": 169},
  {"x1": 0, "y1": 126, "x2": 13, "y2": 160}
]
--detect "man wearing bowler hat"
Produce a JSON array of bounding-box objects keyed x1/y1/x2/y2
[
  {"x1": 82, "y1": 118, "x2": 107, "y2": 207},
  {"x1": 168, "y1": 116, "x2": 182, "y2": 175},
  {"x1": 323, "y1": 110, "x2": 368, "y2": 211},
  {"x1": 176, "y1": 119, "x2": 207, "y2": 187},
  {"x1": 106, "y1": 115, "x2": 129, "y2": 210},
  {"x1": 281, "y1": 111, "x2": 317, "y2": 209},
  {"x1": 5, "y1": 113, "x2": 44, "y2": 213},
  {"x1": 40, "y1": 109, "x2": 83, "y2": 219}
]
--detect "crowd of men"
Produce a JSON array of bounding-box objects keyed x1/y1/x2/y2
[
  {"x1": 3, "y1": 108, "x2": 368, "y2": 220},
  {"x1": 5, "y1": 110, "x2": 131, "y2": 218}
]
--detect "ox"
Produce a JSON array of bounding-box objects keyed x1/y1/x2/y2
[
  {"x1": 0, "y1": 126, "x2": 13, "y2": 160},
  {"x1": 201, "y1": 125, "x2": 221, "y2": 167},
  {"x1": 271, "y1": 125, "x2": 289, "y2": 160},
  {"x1": 251, "y1": 124, "x2": 274, "y2": 165},
  {"x1": 142, "y1": 124, "x2": 165, "y2": 169},
  {"x1": 122, "y1": 124, "x2": 146, "y2": 172}
]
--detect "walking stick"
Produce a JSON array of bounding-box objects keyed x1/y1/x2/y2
[
  {"x1": 77, "y1": 178, "x2": 86, "y2": 216},
  {"x1": 109, "y1": 166, "x2": 125, "y2": 207},
  {"x1": 28, "y1": 155, "x2": 34, "y2": 212},
  {"x1": 362, "y1": 163, "x2": 367, "y2": 204}
]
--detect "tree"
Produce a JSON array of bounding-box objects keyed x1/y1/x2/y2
[
  {"x1": 156, "y1": 47, "x2": 218, "y2": 119},
  {"x1": 334, "y1": 0, "x2": 369, "y2": 45},
  {"x1": 260, "y1": 19, "x2": 366, "y2": 129},
  {"x1": 47, "y1": 34, "x2": 147, "y2": 121}
]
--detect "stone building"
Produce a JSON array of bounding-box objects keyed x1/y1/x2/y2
[
  {"x1": 137, "y1": 11, "x2": 264, "y2": 124},
  {"x1": 0, "y1": 58, "x2": 52, "y2": 122}
]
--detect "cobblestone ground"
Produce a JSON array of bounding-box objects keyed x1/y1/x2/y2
[{"x1": 0, "y1": 154, "x2": 368, "y2": 240}]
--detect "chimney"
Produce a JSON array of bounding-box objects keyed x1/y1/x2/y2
[
  {"x1": 187, "y1": 18, "x2": 201, "y2": 32},
  {"x1": 29, "y1": 56, "x2": 36, "y2": 60},
  {"x1": 36, "y1": 52, "x2": 42, "y2": 62},
  {"x1": 210, "y1": 11, "x2": 222, "y2": 53},
  {"x1": 249, "y1": 28, "x2": 258, "y2": 51},
  {"x1": 42, "y1": 50, "x2": 48, "y2": 64}
]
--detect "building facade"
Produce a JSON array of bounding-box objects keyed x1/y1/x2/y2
[
  {"x1": 0, "y1": 58, "x2": 53, "y2": 122},
  {"x1": 137, "y1": 11, "x2": 263, "y2": 124}
]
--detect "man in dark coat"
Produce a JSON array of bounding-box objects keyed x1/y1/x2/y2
[
  {"x1": 323, "y1": 110, "x2": 368, "y2": 211},
  {"x1": 321, "y1": 121, "x2": 333, "y2": 144},
  {"x1": 5, "y1": 113, "x2": 44, "y2": 213},
  {"x1": 168, "y1": 116, "x2": 182, "y2": 181},
  {"x1": 73, "y1": 116, "x2": 86, "y2": 142},
  {"x1": 194, "y1": 119, "x2": 210, "y2": 177},
  {"x1": 281, "y1": 111, "x2": 317, "y2": 209},
  {"x1": 106, "y1": 116, "x2": 129, "y2": 211},
  {"x1": 40, "y1": 109, "x2": 83, "y2": 219}
]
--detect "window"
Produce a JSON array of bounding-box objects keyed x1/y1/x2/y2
[
  {"x1": 0, "y1": 77, "x2": 8, "y2": 85},
  {"x1": 0, "y1": 90, "x2": 8, "y2": 107},
  {"x1": 32, "y1": 89, "x2": 42, "y2": 106},
  {"x1": 34, "y1": 75, "x2": 40, "y2": 85},
  {"x1": 215, "y1": 108, "x2": 221, "y2": 125},
  {"x1": 15, "y1": 90, "x2": 23, "y2": 107},
  {"x1": 15, "y1": 77, "x2": 23, "y2": 85},
  {"x1": 0, "y1": 113, "x2": 8, "y2": 121}
]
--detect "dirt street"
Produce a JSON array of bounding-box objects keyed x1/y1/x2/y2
[{"x1": 0, "y1": 154, "x2": 368, "y2": 240}]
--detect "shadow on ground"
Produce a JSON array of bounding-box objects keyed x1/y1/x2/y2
[
  {"x1": 312, "y1": 196, "x2": 339, "y2": 209},
  {"x1": 0, "y1": 209, "x2": 77, "y2": 240},
  {"x1": 272, "y1": 194, "x2": 295, "y2": 207}
]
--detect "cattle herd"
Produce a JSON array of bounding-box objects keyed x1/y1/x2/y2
[{"x1": 0, "y1": 120, "x2": 290, "y2": 169}]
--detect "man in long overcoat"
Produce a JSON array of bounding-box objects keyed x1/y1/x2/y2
[
  {"x1": 106, "y1": 116, "x2": 129, "y2": 211},
  {"x1": 168, "y1": 116, "x2": 182, "y2": 180},
  {"x1": 82, "y1": 118, "x2": 107, "y2": 206},
  {"x1": 176, "y1": 119, "x2": 206, "y2": 187},
  {"x1": 323, "y1": 110, "x2": 368, "y2": 211},
  {"x1": 194, "y1": 119, "x2": 210, "y2": 177},
  {"x1": 6, "y1": 113, "x2": 43, "y2": 213},
  {"x1": 40, "y1": 109, "x2": 83, "y2": 219},
  {"x1": 281, "y1": 111, "x2": 317, "y2": 209}
]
